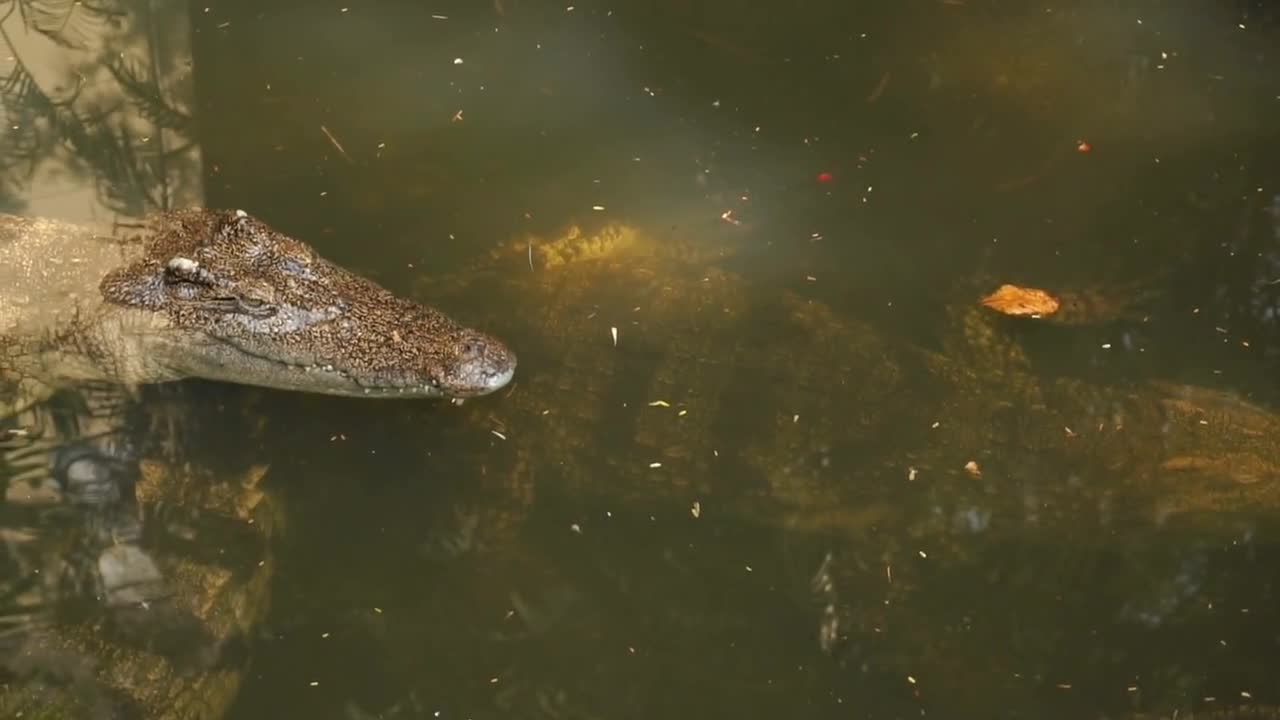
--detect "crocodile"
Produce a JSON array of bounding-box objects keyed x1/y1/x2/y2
[{"x1": 1, "y1": 207, "x2": 517, "y2": 412}]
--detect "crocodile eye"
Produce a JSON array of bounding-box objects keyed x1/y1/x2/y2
[{"x1": 236, "y1": 294, "x2": 275, "y2": 315}]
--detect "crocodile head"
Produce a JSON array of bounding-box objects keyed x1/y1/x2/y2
[{"x1": 100, "y1": 209, "x2": 516, "y2": 399}]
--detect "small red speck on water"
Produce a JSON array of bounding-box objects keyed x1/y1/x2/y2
[
  {"x1": 816, "y1": 171, "x2": 834, "y2": 183},
  {"x1": 1076, "y1": 140, "x2": 1092, "y2": 153}
]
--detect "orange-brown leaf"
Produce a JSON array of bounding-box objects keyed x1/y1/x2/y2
[{"x1": 979, "y1": 284, "x2": 1061, "y2": 317}]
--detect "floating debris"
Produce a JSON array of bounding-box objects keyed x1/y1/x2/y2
[
  {"x1": 979, "y1": 284, "x2": 1061, "y2": 318},
  {"x1": 319, "y1": 124, "x2": 352, "y2": 162},
  {"x1": 964, "y1": 460, "x2": 981, "y2": 476}
]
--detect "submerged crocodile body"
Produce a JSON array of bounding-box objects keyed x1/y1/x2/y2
[{"x1": 322, "y1": 221, "x2": 1280, "y2": 719}]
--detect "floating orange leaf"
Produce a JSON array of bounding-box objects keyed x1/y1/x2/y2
[{"x1": 979, "y1": 284, "x2": 1061, "y2": 318}]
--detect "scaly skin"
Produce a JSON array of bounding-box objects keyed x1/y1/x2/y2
[{"x1": 2, "y1": 208, "x2": 517, "y2": 409}]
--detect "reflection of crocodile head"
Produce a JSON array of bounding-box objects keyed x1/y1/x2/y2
[
  {"x1": 5, "y1": 208, "x2": 516, "y2": 400},
  {"x1": 0, "y1": 447, "x2": 279, "y2": 718}
]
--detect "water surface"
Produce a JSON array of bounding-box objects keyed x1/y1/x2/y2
[{"x1": 6, "y1": 1, "x2": 1280, "y2": 718}]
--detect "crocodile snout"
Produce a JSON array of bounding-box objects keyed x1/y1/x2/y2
[{"x1": 447, "y1": 331, "x2": 517, "y2": 397}]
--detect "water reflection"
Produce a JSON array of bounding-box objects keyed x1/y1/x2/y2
[
  {"x1": 0, "y1": 0, "x2": 201, "y2": 219},
  {"x1": 1, "y1": 381, "x2": 278, "y2": 717},
  {"x1": 0, "y1": 1, "x2": 278, "y2": 716}
]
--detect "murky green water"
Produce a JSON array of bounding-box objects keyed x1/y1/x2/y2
[{"x1": 5, "y1": 0, "x2": 1280, "y2": 718}]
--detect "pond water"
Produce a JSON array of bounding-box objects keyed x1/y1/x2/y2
[{"x1": 4, "y1": 0, "x2": 1280, "y2": 718}]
